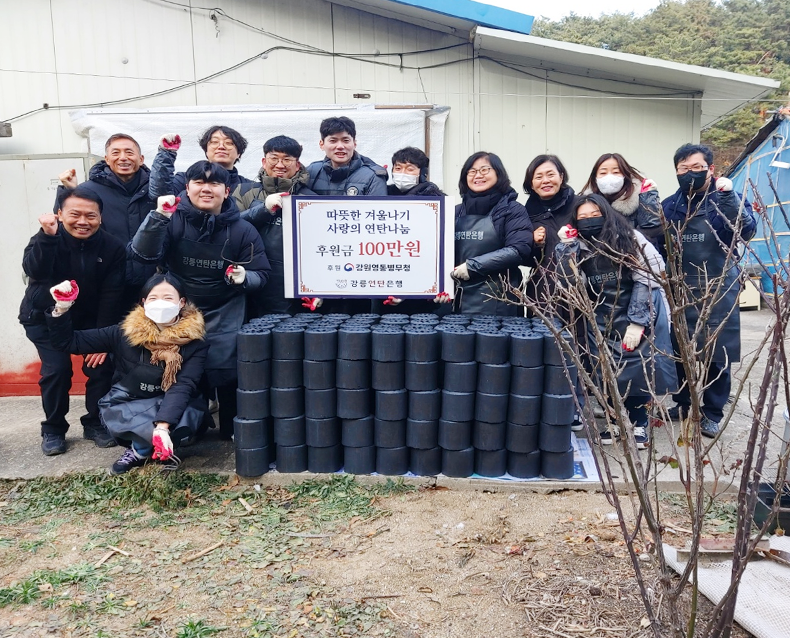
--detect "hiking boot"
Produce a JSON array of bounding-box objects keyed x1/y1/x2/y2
[
  {"x1": 700, "y1": 416, "x2": 720, "y2": 439},
  {"x1": 633, "y1": 425, "x2": 650, "y2": 450},
  {"x1": 599, "y1": 426, "x2": 620, "y2": 445},
  {"x1": 110, "y1": 447, "x2": 149, "y2": 475},
  {"x1": 41, "y1": 433, "x2": 67, "y2": 456},
  {"x1": 83, "y1": 425, "x2": 118, "y2": 448}
]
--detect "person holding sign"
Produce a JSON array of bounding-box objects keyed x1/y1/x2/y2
[
  {"x1": 131, "y1": 161, "x2": 270, "y2": 439},
  {"x1": 234, "y1": 135, "x2": 316, "y2": 315},
  {"x1": 305, "y1": 116, "x2": 388, "y2": 314},
  {"x1": 439, "y1": 152, "x2": 533, "y2": 315}
]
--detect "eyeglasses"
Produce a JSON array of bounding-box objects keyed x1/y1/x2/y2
[
  {"x1": 207, "y1": 138, "x2": 235, "y2": 149},
  {"x1": 676, "y1": 164, "x2": 709, "y2": 175},
  {"x1": 266, "y1": 154, "x2": 296, "y2": 167},
  {"x1": 467, "y1": 166, "x2": 493, "y2": 177}
]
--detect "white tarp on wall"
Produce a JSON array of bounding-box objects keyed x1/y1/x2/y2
[{"x1": 69, "y1": 104, "x2": 450, "y2": 188}]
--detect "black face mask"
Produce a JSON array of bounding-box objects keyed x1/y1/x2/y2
[
  {"x1": 577, "y1": 217, "x2": 605, "y2": 240},
  {"x1": 677, "y1": 170, "x2": 708, "y2": 193}
]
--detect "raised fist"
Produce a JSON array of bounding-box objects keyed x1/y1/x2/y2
[
  {"x1": 640, "y1": 178, "x2": 658, "y2": 193},
  {"x1": 160, "y1": 134, "x2": 181, "y2": 151},
  {"x1": 225, "y1": 265, "x2": 246, "y2": 285},
  {"x1": 716, "y1": 177, "x2": 733, "y2": 192},
  {"x1": 39, "y1": 214, "x2": 59, "y2": 236},
  {"x1": 156, "y1": 195, "x2": 180, "y2": 217},
  {"x1": 50, "y1": 280, "x2": 80, "y2": 314},
  {"x1": 58, "y1": 169, "x2": 78, "y2": 189},
  {"x1": 557, "y1": 224, "x2": 578, "y2": 243},
  {"x1": 433, "y1": 291, "x2": 451, "y2": 304},
  {"x1": 265, "y1": 192, "x2": 288, "y2": 212}
]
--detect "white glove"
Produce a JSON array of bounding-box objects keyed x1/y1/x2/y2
[
  {"x1": 716, "y1": 177, "x2": 733, "y2": 192},
  {"x1": 152, "y1": 426, "x2": 173, "y2": 461},
  {"x1": 225, "y1": 265, "x2": 246, "y2": 285},
  {"x1": 265, "y1": 192, "x2": 287, "y2": 212},
  {"x1": 640, "y1": 179, "x2": 658, "y2": 193},
  {"x1": 433, "y1": 292, "x2": 452, "y2": 304},
  {"x1": 50, "y1": 280, "x2": 79, "y2": 314},
  {"x1": 557, "y1": 224, "x2": 578, "y2": 244},
  {"x1": 160, "y1": 134, "x2": 181, "y2": 151},
  {"x1": 383, "y1": 296, "x2": 402, "y2": 306},
  {"x1": 301, "y1": 297, "x2": 323, "y2": 311},
  {"x1": 622, "y1": 323, "x2": 645, "y2": 352},
  {"x1": 156, "y1": 195, "x2": 180, "y2": 218},
  {"x1": 451, "y1": 263, "x2": 470, "y2": 281}
]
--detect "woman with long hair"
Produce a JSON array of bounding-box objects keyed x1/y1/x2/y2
[
  {"x1": 438, "y1": 151, "x2": 533, "y2": 315},
  {"x1": 47, "y1": 273, "x2": 208, "y2": 474},
  {"x1": 555, "y1": 194, "x2": 676, "y2": 448},
  {"x1": 580, "y1": 153, "x2": 661, "y2": 245}
]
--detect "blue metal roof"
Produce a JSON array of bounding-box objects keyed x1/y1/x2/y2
[{"x1": 387, "y1": 0, "x2": 533, "y2": 35}]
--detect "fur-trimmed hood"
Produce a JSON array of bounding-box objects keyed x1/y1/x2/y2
[
  {"x1": 122, "y1": 303, "x2": 205, "y2": 347},
  {"x1": 582, "y1": 177, "x2": 641, "y2": 217}
]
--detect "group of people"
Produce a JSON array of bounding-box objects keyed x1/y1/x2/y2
[{"x1": 19, "y1": 112, "x2": 756, "y2": 473}]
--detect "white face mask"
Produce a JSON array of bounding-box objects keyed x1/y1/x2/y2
[
  {"x1": 392, "y1": 173, "x2": 419, "y2": 192},
  {"x1": 596, "y1": 174, "x2": 625, "y2": 195},
  {"x1": 144, "y1": 299, "x2": 181, "y2": 325}
]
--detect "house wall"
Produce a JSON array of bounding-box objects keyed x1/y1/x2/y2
[{"x1": 1, "y1": 0, "x2": 702, "y2": 393}]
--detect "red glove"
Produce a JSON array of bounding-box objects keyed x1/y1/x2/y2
[
  {"x1": 156, "y1": 195, "x2": 180, "y2": 217},
  {"x1": 557, "y1": 225, "x2": 578, "y2": 243},
  {"x1": 152, "y1": 426, "x2": 173, "y2": 461},
  {"x1": 301, "y1": 297, "x2": 323, "y2": 311},
  {"x1": 433, "y1": 291, "x2": 451, "y2": 304},
  {"x1": 160, "y1": 134, "x2": 181, "y2": 151},
  {"x1": 383, "y1": 296, "x2": 402, "y2": 306},
  {"x1": 51, "y1": 280, "x2": 80, "y2": 303}
]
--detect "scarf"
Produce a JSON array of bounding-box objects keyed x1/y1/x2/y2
[
  {"x1": 525, "y1": 186, "x2": 575, "y2": 223},
  {"x1": 462, "y1": 187, "x2": 505, "y2": 217},
  {"x1": 121, "y1": 303, "x2": 205, "y2": 391}
]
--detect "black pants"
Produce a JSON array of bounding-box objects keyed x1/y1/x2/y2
[
  {"x1": 24, "y1": 323, "x2": 114, "y2": 435},
  {"x1": 216, "y1": 384, "x2": 238, "y2": 435},
  {"x1": 673, "y1": 360, "x2": 731, "y2": 423}
]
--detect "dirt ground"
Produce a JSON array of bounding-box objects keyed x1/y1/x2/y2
[{"x1": 0, "y1": 471, "x2": 753, "y2": 638}]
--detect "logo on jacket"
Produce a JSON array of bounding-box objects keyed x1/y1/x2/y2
[{"x1": 346, "y1": 186, "x2": 359, "y2": 196}]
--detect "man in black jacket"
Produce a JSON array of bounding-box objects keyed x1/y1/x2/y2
[
  {"x1": 21, "y1": 186, "x2": 126, "y2": 455},
  {"x1": 56, "y1": 133, "x2": 157, "y2": 309},
  {"x1": 387, "y1": 147, "x2": 445, "y2": 197}
]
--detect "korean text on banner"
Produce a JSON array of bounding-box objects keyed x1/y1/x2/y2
[{"x1": 283, "y1": 197, "x2": 455, "y2": 298}]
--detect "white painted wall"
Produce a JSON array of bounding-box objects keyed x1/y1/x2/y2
[{"x1": 1, "y1": 0, "x2": 702, "y2": 389}]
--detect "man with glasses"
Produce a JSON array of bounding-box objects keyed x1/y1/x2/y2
[
  {"x1": 234, "y1": 135, "x2": 316, "y2": 314},
  {"x1": 661, "y1": 143, "x2": 756, "y2": 437},
  {"x1": 149, "y1": 126, "x2": 252, "y2": 200},
  {"x1": 132, "y1": 161, "x2": 270, "y2": 439}
]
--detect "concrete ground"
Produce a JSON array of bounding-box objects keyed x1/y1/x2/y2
[{"x1": 0, "y1": 307, "x2": 784, "y2": 493}]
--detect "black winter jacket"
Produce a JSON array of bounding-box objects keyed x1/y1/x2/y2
[
  {"x1": 455, "y1": 188, "x2": 534, "y2": 271},
  {"x1": 19, "y1": 226, "x2": 126, "y2": 329},
  {"x1": 307, "y1": 153, "x2": 388, "y2": 196},
  {"x1": 524, "y1": 186, "x2": 577, "y2": 268},
  {"x1": 233, "y1": 165, "x2": 316, "y2": 229},
  {"x1": 46, "y1": 309, "x2": 208, "y2": 426},
  {"x1": 130, "y1": 196, "x2": 271, "y2": 297}
]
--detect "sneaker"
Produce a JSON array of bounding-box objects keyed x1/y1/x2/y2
[
  {"x1": 592, "y1": 399, "x2": 606, "y2": 418},
  {"x1": 208, "y1": 398, "x2": 219, "y2": 414},
  {"x1": 599, "y1": 426, "x2": 620, "y2": 445},
  {"x1": 41, "y1": 433, "x2": 67, "y2": 456},
  {"x1": 633, "y1": 425, "x2": 650, "y2": 450},
  {"x1": 110, "y1": 447, "x2": 149, "y2": 475},
  {"x1": 571, "y1": 414, "x2": 585, "y2": 432},
  {"x1": 700, "y1": 416, "x2": 720, "y2": 439},
  {"x1": 83, "y1": 425, "x2": 118, "y2": 448},
  {"x1": 667, "y1": 404, "x2": 687, "y2": 420}
]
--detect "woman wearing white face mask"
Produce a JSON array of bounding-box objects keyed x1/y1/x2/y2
[
  {"x1": 46, "y1": 273, "x2": 208, "y2": 474},
  {"x1": 580, "y1": 153, "x2": 662, "y2": 246}
]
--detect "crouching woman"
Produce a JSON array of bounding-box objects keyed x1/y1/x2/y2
[
  {"x1": 555, "y1": 194, "x2": 677, "y2": 449},
  {"x1": 46, "y1": 273, "x2": 209, "y2": 474}
]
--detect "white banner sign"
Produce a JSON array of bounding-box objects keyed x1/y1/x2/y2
[{"x1": 283, "y1": 196, "x2": 455, "y2": 298}]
